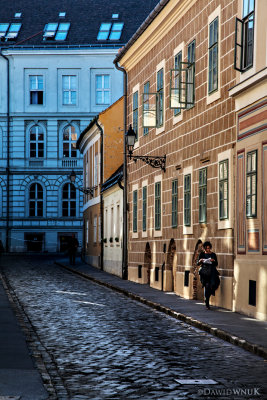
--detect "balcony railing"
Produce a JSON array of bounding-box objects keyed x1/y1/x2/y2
[{"x1": 62, "y1": 158, "x2": 78, "y2": 168}]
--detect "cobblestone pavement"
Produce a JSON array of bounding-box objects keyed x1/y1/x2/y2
[{"x1": 1, "y1": 256, "x2": 267, "y2": 400}]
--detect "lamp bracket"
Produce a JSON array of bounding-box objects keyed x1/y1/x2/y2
[{"x1": 128, "y1": 154, "x2": 166, "y2": 172}]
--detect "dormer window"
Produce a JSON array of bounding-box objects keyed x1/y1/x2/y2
[
  {"x1": 43, "y1": 22, "x2": 70, "y2": 41},
  {"x1": 112, "y1": 14, "x2": 119, "y2": 19},
  {"x1": 14, "y1": 13, "x2": 22, "y2": 18},
  {"x1": 59, "y1": 12, "x2": 66, "y2": 18},
  {"x1": 97, "y1": 22, "x2": 124, "y2": 41}
]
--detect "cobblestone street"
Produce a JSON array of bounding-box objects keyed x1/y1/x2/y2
[{"x1": 1, "y1": 256, "x2": 267, "y2": 400}]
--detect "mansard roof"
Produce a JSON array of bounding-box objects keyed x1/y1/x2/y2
[{"x1": 0, "y1": 0, "x2": 159, "y2": 48}]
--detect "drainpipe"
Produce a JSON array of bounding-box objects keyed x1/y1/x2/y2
[
  {"x1": 0, "y1": 49, "x2": 10, "y2": 253},
  {"x1": 95, "y1": 118, "x2": 104, "y2": 270},
  {"x1": 114, "y1": 60, "x2": 128, "y2": 280}
]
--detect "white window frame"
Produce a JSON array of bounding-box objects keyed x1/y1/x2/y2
[
  {"x1": 132, "y1": 183, "x2": 139, "y2": 239},
  {"x1": 156, "y1": 60, "x2": 166, "y2": 135},
  {"x1": 93, "y1": 215, "x2": 97, "y2": 243},
  {"x1": 62, "y1": 75, "x2": 77, "y2": 105},
  {"x1": 94, "y1": 153, "x2": 98, "y2": 186},
  {"x1": 26, "y1": 122, "x2": 47, "y2": 160},
  {"x1": 172, "y1": 43, "x2": 184, "y2": 125},
  {"x1": 207, "y1": 6, "x2": 221, "y2": 105},
  {"x1": 29, "y1": 75, "x2": 44, "y2": 105},
  {"x1": 142, "y1": 179, "x2": 148, "y2": 238},
  {"x1": 218, "y1": 149, "x2": 233, "y2": 229},
  {"x1": 183, "y1": 166, "x2": 193, "y2": 235},
  {"x1": 132, "y1": 83, "x2": 140, "y2": 149},
  {"x1": 95, "y1": 74, "x2": 111, "y2": 105},
  {"x1": 154, "y1": 174, "x2": 162, "y2": 237},
  {"x1": 28, "y1": 182, "x2": 44, "y2": 218},
  {"x1": 61, "y1": 123, "x2": 79, "y2": 159},
  {"x1": 62, "y1": 182, "x2": 77, "y2": 218},
  {"x1": 25, "y1": 69, "x2": 47, "y2": 110}
]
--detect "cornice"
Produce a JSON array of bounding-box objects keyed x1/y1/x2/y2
[{"x1": 119, "y1": 0, "x2": 198, "y2": 70}]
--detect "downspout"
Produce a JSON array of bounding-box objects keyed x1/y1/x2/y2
[
  {"x1": 114, "y1": 60, "x2": 128, "y2": 280},
  {"x1": 95, "y1": 118, "x2": 104, "y2": 271},
  {"x1": 0, "y1": 49, "x2": 10, "y2": 253}
]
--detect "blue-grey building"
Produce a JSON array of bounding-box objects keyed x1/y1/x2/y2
[{"x1": 0, "y1": 0, "x2": 159, "y2": 252}]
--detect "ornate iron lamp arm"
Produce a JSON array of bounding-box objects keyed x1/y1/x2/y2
[{"x1": 128, "y1": 153, "x2": 166, "y2": 172}]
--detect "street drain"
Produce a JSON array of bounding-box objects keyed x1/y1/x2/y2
[{"x1": 175, "y1": 379, "x2": 218, "y2": 385}]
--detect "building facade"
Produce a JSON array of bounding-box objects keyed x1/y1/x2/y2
[
  {"x1": 229, "y1": 0, "x2": 267, "y2": 320},
  {"x1": 0, "y1": 0, "x2": 158, "y2": 252},
  {"x1": 77, "y1": 97, "x2": 124, "y2": 268},
  {"x1": 102, "y1": 165, "x2": 123, "y2": 277},
  {"x1": 115, "y1": 0, "x2": 238, "y2": 310}
]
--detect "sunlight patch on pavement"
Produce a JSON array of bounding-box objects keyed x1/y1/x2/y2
[
  {"x1": 73, "y1": 300, "x2": 105, "y2": 307},
  {"x1": 175, "y1": 379, "x2": 218, "y2": 385},
  {"x1": 56, "y1": 290, "x2": 87, "y2": 296}
]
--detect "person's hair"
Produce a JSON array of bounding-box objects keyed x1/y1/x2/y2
[{"x1": 203, "y1": 241, "x2": 212, "y2": 249}]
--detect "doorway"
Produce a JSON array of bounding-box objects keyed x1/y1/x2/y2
[{"x1": 25, "y1": 233, "x2": 44, "y2": 252}]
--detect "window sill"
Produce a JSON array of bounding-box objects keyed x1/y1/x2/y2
[
  {"x1": 218, "y1": 219, "x2": 233, "y2": 230},
  {"x1": 207, "y1": 88, "x2": 221, "y2": 105},
  {"x1": 132, "y1": 232, "x2": 139, "y2": 239},
  {"x1": 173, "y1": 112, "x2": 183, "y2": 126},
  {"x1": 156, "y1": 125, "x2": 165, "y2": 135},
  {"x1": 154, "y1": 229, "x2": 162, "y2": 237},
  {"x1": 142, "y1": 231, "x2": 148, "y2": 238},
  {"x1": 183, "y1": 225, "x2": 193, "y2": 235}
]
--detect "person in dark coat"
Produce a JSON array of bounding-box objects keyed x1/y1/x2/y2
[
  {"x1": 197, "y1": 241, "x2": 220, "y2": 309},
  {"x1": 68, "y1": 234, "x2": 79, "y2": 265}
]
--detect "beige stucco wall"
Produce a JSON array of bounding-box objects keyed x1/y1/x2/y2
[
  {"x1": 103, "y1": 184, "x2": 123, "y2": 278},
  {"x1": 233, "y1": 258, "x2": 267, "y2": 320}
]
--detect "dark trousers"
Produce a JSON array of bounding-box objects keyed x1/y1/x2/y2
[
  {"x1": 204, "y1": 283, "x2": 212, "y2": 307},
  {"x1": 69, "y1": 251, "x2": 76, "y2": 265}
]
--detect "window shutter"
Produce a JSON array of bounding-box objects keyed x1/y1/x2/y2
[{"x1": 234, "y1": 18, "x2": 244, "y2": 71}]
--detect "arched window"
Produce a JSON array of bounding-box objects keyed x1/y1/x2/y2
[
  {"x1": 63, "y1": 125, "x2": 77, "y2": 158},
  {"x1": 29, "y1": 183, "x2": 43, "y2": 217},
  {"x1": 62, "y1": 183, "x2": 76, "y2": 217},
  {"x1": 30, "y1": 125, "x2": 44, "y2": 158}
]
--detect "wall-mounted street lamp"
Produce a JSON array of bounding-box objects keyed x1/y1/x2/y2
[
  {"x1": 125, "y1": 125, "x2": 166, "y2": 172},
  {"x1": 69, "y1": 170, "x2": 96, "y2": 195}
]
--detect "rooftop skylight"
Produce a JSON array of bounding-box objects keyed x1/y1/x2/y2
[
  {"x1": 97, "y1": 21, "x2": 124, "y2": 41},
  {"x1": 55, "y1": 23, "x2": 70, "y2": 40},
  {"x1": 97, "y1": 23, "x2": 112, "y2": 40},
  {"x1": 0, "y1": 23, "x2": 22, "y2": 40},
  {"x1": 109, "y1": 23, "x2": 124, "y2": 40},
  {"x1": 43, "y1": 23, "x2": 58, "y2": 38},
  {"x1": 43, "y1": 22, "x2": 70, "y2": 40},
  {"x1": 14, "y1": 12, "x2": 22, "y2": 18},
  {"x1": 112, "y1": 14, "x2": 119, "y2": 19},
  {"x1": 0, "y1": 23, "x2": 9, "y2": 39},
  {"x1": 59, "y1": 12, "x2": 66, "y2": 18}
]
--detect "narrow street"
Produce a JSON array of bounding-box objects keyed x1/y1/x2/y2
[{"x1": 1, "y1": 256, "x2": 266, "y2": 400}]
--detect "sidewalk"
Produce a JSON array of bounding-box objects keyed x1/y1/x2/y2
[
  {"x1": 0, "y1": 275, "x2": 48, "y2": 400},
  {"x1": 56, "y1": 256, "x2": 267, "y2": 360}
]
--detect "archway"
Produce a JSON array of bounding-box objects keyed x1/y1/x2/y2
[
  {"x1": 144, "y1": 242, "x2": 152, "y2": 284},
  {"x1": 166, "y1": 239, "x2": 177, "y2": 291}
]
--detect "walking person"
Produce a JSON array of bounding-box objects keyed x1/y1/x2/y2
[
  {"x1": 197, "y1": 241, "x2": 220, "y2": 309},
  {"x1": 68, "y1": 234, "x2": 79, "y2": 266}
]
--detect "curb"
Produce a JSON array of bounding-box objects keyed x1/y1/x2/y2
[{"x1": 55, "y1": 262, "x2": 267, "y2": 360}]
